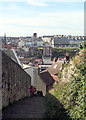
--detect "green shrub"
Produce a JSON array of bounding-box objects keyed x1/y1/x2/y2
[
  {"x1": 44, "y1": 93, "x2": 71, "y2": 120},
  {"x1": 52, "y1": 47, "x2": 79, "y2": 59},
  {"x1": 58, "y1": 72, "x2": 62, "y2": 79},
  {"x1": 63, "y1": 61, "x2": 86, "y2": 119},
  {"x1": 45, "y1": 49, "x2": 86, "y2": 120}
]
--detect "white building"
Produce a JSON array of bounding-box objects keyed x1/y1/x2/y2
[
  {"x1": 22, "y1": 47, "x2": 29, "y2": 52},
  {"x1": 18, "y1": 40, "x2": 25, "y2": 48},
  {"x1": 29, "y1": 37, "x2": 44, "y2": 47},
  {"x1": 23, "y1": 64, "x2": 34, "y2": 85},
  {"x1": 42, "y1": 36, "x2": 53, "y2": 44},
  {"x1": 25, "y1": 41, "x2": 33, "y2": 47},
  {"x1": 37, "y1": 39, "x2": 44, "y2": 47}
]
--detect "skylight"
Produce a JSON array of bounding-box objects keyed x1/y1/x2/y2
[{"x1": 54, "y1": 64, "x2": 58, "y2": 69}]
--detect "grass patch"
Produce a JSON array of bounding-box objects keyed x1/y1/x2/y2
[
  {"x1": 38, "y1": 47, "x2": 43, "y2": 49},
  {"x1": 53, "y1": 47, "x2": 78, "y2": 50}
]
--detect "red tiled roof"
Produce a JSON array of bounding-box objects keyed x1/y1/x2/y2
[
  {"x1": 35, "y1": 64, "x2": 39, "y2": 67},
  {"x1": 51, "y1": 74, "x2": 58, "y2": 82},
  {"x1": 34, "y1": 59, "x2": 42, "y2": 61},
  {"x1": 19, "y1": 58, "x2": 31, "y2": 61}
]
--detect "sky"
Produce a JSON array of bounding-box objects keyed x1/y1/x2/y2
[{"x1": 0, "y1": 0, "x2": 85, "y2": 37}]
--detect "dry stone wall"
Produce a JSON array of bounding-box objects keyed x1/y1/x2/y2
[{"x1": 2, "y1": 51, "x2": 31, "y2": 107}]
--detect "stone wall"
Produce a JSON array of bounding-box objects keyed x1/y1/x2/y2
[
  {"x1": 24, "y1": 67, "x2": 34, "y2": 85},
  {"x1": 2, "y1": 51, "x2": 31, "y2": 107},
  {"x1": 60, "y1": 61, "x2": 74, "y2": 83},
  {"x1": 0, "y1": 51, "x2": 2, "y2": 120}
]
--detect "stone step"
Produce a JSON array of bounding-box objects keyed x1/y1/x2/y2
[{"x1": 2, "y1": 96, "x2": 46, "y2": 119}]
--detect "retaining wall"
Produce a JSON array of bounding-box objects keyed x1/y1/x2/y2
[{"x1": 2, "y1": 51, "x2": 31, "y2": 107}]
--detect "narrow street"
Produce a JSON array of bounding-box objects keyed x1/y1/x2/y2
[{"x1": 2, "y1": 96, "x2": 46, "y2": 119}]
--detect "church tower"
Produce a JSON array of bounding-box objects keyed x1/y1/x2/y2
[{"x1": 3, "y1": 33, "x2": 7, "y2": 45}]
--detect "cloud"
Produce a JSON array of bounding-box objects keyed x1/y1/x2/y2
[
  {"x1": 0, "y1": 0, "x2": 84, "y2": 36},
  {"x1": 0, "y1": 23, "x2": 83, "y2": 37},
  {"x1": 27, "y1": 0, "x2": 48, "y2": 6},
  {"x1": 0, "y1": 0, "x2": 24, "y2": 2},
  {"x1": 0, "y1": 0, "x2": 85, "y2": 5},
  {"x1": 41, "y1": 11, "x2": 84, "y2": 25},
  {"x1": 0, "y1": 0, "x2": 48, "y2": 7},
  {"x1": 0, "y1": 0, "x2": 85, "y2": 2},
  {"x1": 0, "y1": 2, "x2": 21, "y2": 10},
  {"x1": 0, "y1": 17, "x2": 55, "y2": 27},
  {"x1": 0, "y1": 11, "x2": 84, "y2": 36}
]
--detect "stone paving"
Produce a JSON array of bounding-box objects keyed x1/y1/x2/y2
[{"x1": 2, "y1": 96, "x2": 46, "y2": 119}]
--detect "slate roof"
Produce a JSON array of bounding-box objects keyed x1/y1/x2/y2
[
  {"x1": 39, "y1": 61, "x2": 64, "y2": 85},
  {"x1": 2, "y1": 49, "x2": 22, "y2": 67},
  {"x1": 3, "y1": 49, "x2": 18, "y2": 63},
  {"x1": 40, "y1": 70, "x2": 55, "y2": 86},
  {"x1": 54, "y1": 38, "x2": 70, "y2": 45},
  {"x1": 53, "y1": 38, "x2": 83, "y2": 45}
]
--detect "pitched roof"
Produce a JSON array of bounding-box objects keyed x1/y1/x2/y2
[
  {"x1": 51, "y1": 74, "x2": 58, "y2": 82},
  {"x1": 19, "y1": 58, "x2": 31, "y2": 61},
  {"x1": 39, "y1": 61, "x2": 64, "y2": 85},
  {"x1": 3, "y1": 49, "x2": 18, "y2": 63},
  {"x1": 54, "y1": 38, "x2": 70, "y2": 44},
  {"x1": 3, "y1": 49, "x2": 23, "y2": 67},
  {"x1": 47, "y1": 61, "x2": 64, "y2": 75},
  {"x1": 34, "y1": 59, "x2": 42, "y2": 61},
  {"x1": 40, "y1": 70, "x2": 55, "y2": 86}
]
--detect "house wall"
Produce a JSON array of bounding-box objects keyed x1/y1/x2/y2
[
  {"x1": 33, "y1": 68, "x2": 46, "y2": 96},
  {"x1": 2, "y1": 52, "x2": 31, "y2": 107},
  {"x1": 24, "y1": 67, "x2": 34, "y2": 85},
  {"x1": 18, "y1": 40, "x2": 25, "y2": 48},
  {"x1": 37, "y1": 41, "x2": 43, "y2": 47}
]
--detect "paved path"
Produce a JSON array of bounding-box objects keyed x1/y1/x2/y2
[{"x1": 2, "y1": 96, "x2": 46, "y2": 119}]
